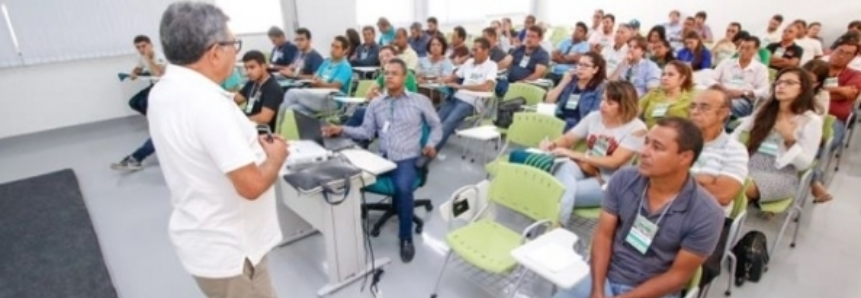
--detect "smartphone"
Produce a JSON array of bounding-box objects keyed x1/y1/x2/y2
[{"x1": 256, "y1": 125, "x2": 274, "y2": 143}]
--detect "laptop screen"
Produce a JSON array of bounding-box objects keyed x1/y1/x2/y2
[{"x1": 292, "y1": 111, "x2": 324, "y2": 146}]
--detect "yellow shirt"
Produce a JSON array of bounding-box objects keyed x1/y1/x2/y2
[{"x1": 639, "y1": 89, "x2": 694, "y2": 128}]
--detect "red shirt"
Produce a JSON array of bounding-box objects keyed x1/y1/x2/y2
[{"x1": 828, "y1": 68, "x2": 861, "y2": 122}]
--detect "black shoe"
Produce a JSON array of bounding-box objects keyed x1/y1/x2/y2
[{"x1": 400, "y1": 240, "x2": 415, "y2": 263}]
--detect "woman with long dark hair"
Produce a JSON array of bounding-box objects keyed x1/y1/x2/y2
[
  {"x1": 345, "y1": 28, "x2": 361, "y2": 58},
  {"x1": 545, "y1": 51, "x2": 608, "y2": 130},
  {"x1": 677, "y1": 31, "x2": 712, "y2": 70},
  {"x1": 650, "y1": 39, "x2": 675, "y2": 68},
  {"x1": 731, "y1": 67, "x2": 822, "y2": 203}
]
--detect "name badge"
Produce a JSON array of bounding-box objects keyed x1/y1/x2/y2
[
  {"x1": 729, "y1": 73, "x2": 745, "y2": 89},
  {"x1": 360, "y1": 51, "x2": 368, "y2": 60},
  {"x1": 651, "y1": 103, "x2": 670, "y2": 118},
  {"x1": 382, "y1": 121, "x2": 391, "y2": 134},
  {"x1": 824, "y1": 77, "x2": 838, "y2": 88},
  {"x1": 245, "y1": 95, "x2": 259, "y2": 114},
  {"x1": 757, "y1": 135, "x2": 781, "y2": 156},
  {"x1": 565, "y1": 94, "x2": 581, "y2": 110},
  {"x1": 273, "y1": 51, "x2": 282, "y2": 62},
  {"x1": 519, "y1": 56, "x2": 531, "y2": 68},
  {"x1": 590, "y1": 137, "x2": 610, "y2": 157},
  {"x1": 773, "y1": 48, "x2": 786, "y2": 57},
  {"x1": 626, "y1": 213, "x2": 659, "y2": 254},
  {"x1": 607, "y1": 58, "x2": 619, "y2": 71}
]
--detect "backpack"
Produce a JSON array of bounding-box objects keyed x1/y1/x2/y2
[
  {"x1": 732, "y1": 230, "x2": 770, "y2": 286},
  {"x1": 494, "y1": 97, "x2": 527, "y2": 129}
]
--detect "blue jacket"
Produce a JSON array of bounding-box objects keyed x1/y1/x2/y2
[{"x1": 556, "y1": 80, "x2": 605, "y2": 130}]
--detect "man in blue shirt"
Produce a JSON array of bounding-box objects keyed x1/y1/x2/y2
[
  {"x1": 277, "y1": 28, "x2": 324, "y2": 79},
  {"x1": 549, "y1": 22, "x2": 591, "y2": 85},
  {"x1": 408, "y1": 22, "x2": 431, "y2": 57},
  {"x1": 498, "y1": 25, "x2": 549, "y2": 95},
  {"x1": 351, "y1": 26, "x2": 381, "y2": 67},
  {"x1": 377, "y1": 17, "x2": 396, "y2": 45},
  {"x1": 323, "y1": 58, "x2": 442, "y2": 263},
  {"x1": 553, "y1": 117, "x2": 723, "y2": 298},
  {"x1": 610, "y1": 36, "x2": 661, "y2": 98},
  {"x1": 281, "y1": 36, "x2": 353, "y2": 115},
  {"x1": 267, "y1": 26, "x2": 298, "y2": 70}
]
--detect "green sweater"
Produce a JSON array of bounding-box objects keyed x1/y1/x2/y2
[{"x1": 375, "y1": 72, "x2": 418, "y2": 92}]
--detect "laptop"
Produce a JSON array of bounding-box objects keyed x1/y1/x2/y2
[{"x1": 293, "y1": 111, "x2": 357, "y2": 151}]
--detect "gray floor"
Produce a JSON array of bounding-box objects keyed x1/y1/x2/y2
[{"x1": 1, "y1": 116, "x2": 859, "y2": 298}]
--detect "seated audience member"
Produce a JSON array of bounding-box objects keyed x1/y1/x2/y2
[
  {"x1": 435, "y1": 37, "x2": 498, "y2": 151},
  {"x1": 807, "y1": 22, "x2": 823, "y2": 43},
  {"x1": 760, "y1": 14, "x2": 784, "y2": 46},
  {"x1": 408, "y1": 22, "x2": 431, "y2": 57},
  {"x1": 501, "y1": 18, "x2": 519, "y2": 48},
  {"x1": 553, "y1": 117, "x2": 724, "y2": 298},
  {"x1": 222, "y1": 68, "x2": 243, "y2": 92},
  {"x1": 712, "y1": 22, "x2": 742, "y2": 66},
  {"x1": 350, "y1": 26, "x2": 381, "y2": 67},
  {"x1": 646, "y1": 26, "x2": 666, "y2": 54},
  {"x1": 278, "y1": 28, "x2": 324, "y2": 79},
  {"x1": 498, "y1": 25, "x2": 550, "y2": 94},
  {"x1": 234, "y1": 50, "x2": 285, "y2": 131},
  {"x1": 112, "y1": 35, "x2": 167, "y2": 171},
  {"x1": 732, "y1": 67, "x2": 822, "y2": 204},
  {"x1": 490, "y1": 21, "x2": 513, "y2": 53},
  {"x1": 377, "y1": 17, "x2": 396, "y2": 45},
  {"x1": 793, "y1": 20, "x2": 823, "y2": 65},
  {"x1": 344, "y1": 46, "x2": 418, "y2": 129},
  {"x1": 267, "y1": 26, "x2": 299, "y2": 70},
  {"x1": 545, "y1": 52, "x2": 608, "y2": 130},
  {"x1": 417, "y1": 35, "x2": 454, "y2": 80},
  {"x1": 664, "y1": 10, "x2": 684, "y2": 51},
  {"x1": 802, "y1": 60, "x2": 834, "y2": 203},
  {"x1": 541, "y1": 81, "x2": 646, "y2": 223},
  {"x1": 627, "y1": 19, "x2": 642, "y2": 38},
  {"x1": 449, "y1": 26, "x2": 471, "y2": 65},
  {"x1": 824, "y1": 34, "x2": 861, "y2": 157},
  {"x1": 687, "y1": 87, "x2": 750, "y2": 287},
  {"x1": 426, "y1": 17, "x2": 444, "y2": 39},
  {"x1": 393, "y1": 28, "x2": 419, "y2": 71},
  {"x1": 323, "y1": 59, "x2": 442, "y2": 263},
  {"x1": 538, "y1": 22, "x2": 556, "y2": 53},
  {"x1": 827, "y1": 21, "x2": 861, "y2": 50},
  {"x1": 693, "y1": 11, "x2": 714, "y2": 43},
  {"x1": 765, "y1": 25, "x2": 803, "y2": 71},
  {"x1": 281, "y1": 36, "x2": 353, "y2": 115},
  {"x1": 610, "y1": 36, "x2": 661, "y2": 97},
  {"x1": 517, "y1": 15, "x2": 537, "y2": 42},
  {"x1": 676, "y1": 31, "x2": 712, "y2": 71},
  {"x1": 346, "y1": 29, "x2": 362, "y2": 59},
  {"x1": 549, "y1": 22, "x2": 591, "y2": 85},
  {"x1": 640, "y1": 61, "x2": 696, "y2": 128},
  {"x1": 731, "y1": 31, "x2": 771, "y2": 65},
  {"x1": 588, "y1": 14, "x2": 616, "y2": 52},
  {"x1": 713, "y1": 35, "x2": 770, "y2": 119},
  {"x1": 601, "y1": 24, "x2": 632, "y2": 76},
  {"x1": 482, "y1": 27, "x2": 513, "y2": 69},
  {"x1": 650, "y1": 39, "x2": 676, "y2": 69},
  {"x1": 681, "y1": 17, "x2": 697, "y2": 42}
]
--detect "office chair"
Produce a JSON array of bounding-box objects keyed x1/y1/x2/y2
[{"x1": 361, "y1": 121, "x2": 434, "y2": 237}]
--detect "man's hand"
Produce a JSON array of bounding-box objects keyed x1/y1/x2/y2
[
  {"x1": 446, "y1": 82, "x2": 461, "y2": 89},
  {"x1": 259, "y1": 135, "x2": 289, "y2": 163},
  {"x1": 130, "y1": 73, "x2": 139, "y2": 80},
  {"x1": 726, "y1": 89, "x2": 743, "y2": 99},
  {"x1": 279, "y1": 67, "x2": 295, "y2": 77},
  {"x1": 367, "y1": 87, "x2": 381, "y2": 100},
  {"x1": 321, "y1": 125, "x2": 343, "y2": 137},
  {"x1": 774, "y1": 119, "x2": 798, "y2": 141},
  {"x1": 561, "y1": 69, "x2": 576, "y2": 83},
  {"x1": 422, "y1": 146, "x2": 437, "y2": 158}
]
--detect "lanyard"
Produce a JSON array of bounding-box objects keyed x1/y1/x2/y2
[{"x1": 636, "y1": 186, "x2": 677, "y2": 227}]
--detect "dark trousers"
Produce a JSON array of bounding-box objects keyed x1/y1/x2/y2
[
  {"x1": 386, "y1": 157, "x2": 419, "y2": 241},
  {"x1": 701, "y1": 218, "x2": 734, "y2": 288},
  {"x1": 128, "y1": 85, "x2": 155, "y2": 161},
  {"x1": 435, "y1": 96, "x2": 475, "y2": 151},
  {"x1": 131, "y1": 138, "x2": 155, "y2": 161}
]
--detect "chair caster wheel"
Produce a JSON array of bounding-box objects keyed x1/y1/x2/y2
[
  {"x1": 724, "y1": 290, "x2": 731, "y2": 296},
  {"x1": 430, "y1": 295, "x2": 437, "y2": 298},
  {"x1": 415, "y1": 225, "x2": 423, "y2": 234},
  {"x1": 370, "y1": 229, "x2": 381, "y2": 237},
  {"x1": 461, "y1": 155, "x2": 466, "y2": 160},
  {"x1": 790, "y1": 242, "x2": 796, "y2": 248},
  {"x1": 425, "y1": 203, "x2": 433, "y2": 211}
]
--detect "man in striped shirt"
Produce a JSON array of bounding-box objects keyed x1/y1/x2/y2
[
  {"x1": 322, "y1": 58, "x2": 442, "y2": 263},
  {"x1": 688, "y1": 86, "x2": 749, "y2": 288}
]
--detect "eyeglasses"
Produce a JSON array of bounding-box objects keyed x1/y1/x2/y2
[
  {"x1": 773, "y1": 79, "x2": 800, "y2": 87},
  {"x1": 215, "y1": 40, "x2": 242, "y2": 52},
  {"x1": 688, "y1": 103, "x2": 722, "y2": 112}
]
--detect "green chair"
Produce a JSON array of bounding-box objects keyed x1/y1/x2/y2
[
  {"x1": 503, "y1": 82, "x2": 547, "y2": 106},
  {"x1": 429, "y1": 163, "x2": 565, "y2": 298},
  {"x1": 549, "y1": 26, "x2": 571, "y2": 46},
  {"x1": 485, "y1": 113, "x2": 566, "y2": 176},
  {"x1": 353, "y1": 79, "x2": 375, "y2": 98},
  {"x1": 683, "y1": 267, "x2": 704, "y2": 298},
  {"x1": 275, "y1": 108, "x2": 300, "y2": 140},
  {"x1": 721, "y1": 179, "x2": 751, "y2": 297},
  {"x1": 818, "y1": 115, "x2": 836, "y2": 176}
]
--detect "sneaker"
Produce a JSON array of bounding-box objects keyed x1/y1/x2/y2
[
  {"x1": 399, "y1": 240, "x2": 415, "y2": 263},
  {"x1": 111, "y1": 156, "x2": 143, "y2": 171}
]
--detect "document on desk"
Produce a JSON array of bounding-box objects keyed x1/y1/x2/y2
[
  {"x1": 526, "y1": 244, "x2": 582, "y2": 273},
  {"x1": 339, "y1": 149, "x2": 396, "y2": 175}
]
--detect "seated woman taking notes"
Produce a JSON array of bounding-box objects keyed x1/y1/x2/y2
[{"x1": 540, "y1": 81, "x2": 647, "y2": 223}]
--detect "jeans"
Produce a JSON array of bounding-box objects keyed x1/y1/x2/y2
[
  {"x1": 553, "y1": 273, "x2": 679, "y2": 298},
  {"x1": 345, "y1": 107, "x2": 367, "y2": 127},
  {"x1": 555, "y1": 160, "x2": 604, "y2": 223},
  {"x1": 385, "y1": 157, "x2": 420, "y2": 241},
  {"x1": 436, "y1": 97, "x2": 475, "y2": 151},
  {"x1": 131, "y1": 138, "x2": 155, "y2": 161},
  {"x1": 281, "y1": 89, "x2": 337, "y2": 115},
  {"x1": 730, "y1": 98, "x2": 753, "y2": 119},
  {"x1": 813, "y1": 119, "x2": 848, "y2": 183},
  {"x1": 495, "y1": 79, "x2": 510, "y2": 97}
]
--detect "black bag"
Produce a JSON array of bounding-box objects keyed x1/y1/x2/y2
[
  {"x1": 282, "y1": 158, "x2": 362, "y2": 205},
  {"x1": 732, "y1": 230, "x2": 770, "y2": 286},
  {"x1": 494, "y1": 97, "x2": 527, "y2": 129}
]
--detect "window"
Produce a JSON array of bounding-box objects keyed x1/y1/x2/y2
[
  {"x1": 428, "y1": 0, "x2": 531, "y2": 24},
  {"x1": 216, "y1": 0, "x2": 284, "y2": 35},
  {"x1": 356, "y1": 0, "x2": 414, "y2": 27}
]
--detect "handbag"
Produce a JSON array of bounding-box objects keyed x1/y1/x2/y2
[{"x1": 282, "y1": 158, "x2": 363, "y2": 205}]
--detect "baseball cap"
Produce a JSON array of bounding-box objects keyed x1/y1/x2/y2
[{"x1": 628, "y1": 19, "x2": 641, "y2": 29}]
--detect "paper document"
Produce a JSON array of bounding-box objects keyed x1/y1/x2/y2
[{"x1": 536, "y1": 103, "x2": 557, "y2": 116}]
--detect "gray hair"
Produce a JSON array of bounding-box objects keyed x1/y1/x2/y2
[
  {"x1": 410, "y1": 22, "x2": 422, "y2": 30},
  {"x1": 159, "y1": 2, "x2": 231, "y2": 65}
]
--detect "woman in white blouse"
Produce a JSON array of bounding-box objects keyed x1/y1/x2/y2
[{"x1": 731, "y1": 67, "x2": 822, "y2": 203}]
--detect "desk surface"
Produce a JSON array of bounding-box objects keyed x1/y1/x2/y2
[
  {"x1": 333, "y1": 96, "x2": 367, "y2": 104},
  {"x1": 459, "y1": 90, "x2": 494, "y2": 98},
  {"x1": 511, "y1": 228, "x2": 588, "y2": 289},
  {"x1": 353, "y1": 66, "x2": 379, "y2": 72}
]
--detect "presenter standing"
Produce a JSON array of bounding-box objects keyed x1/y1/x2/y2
[{"x1": 148, "y1": 2, "x2": 288, "y2": 297}]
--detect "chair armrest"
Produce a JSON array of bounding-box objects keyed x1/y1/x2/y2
[
  {"x1": 520, "y1": 219, "x2": 553, "y2": 243},
  {"x1": 440, "y1": 184, "x2": 491, "y2": 231}
]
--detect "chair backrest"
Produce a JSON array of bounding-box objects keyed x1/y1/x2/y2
[
  {"x1": 729, "y1": 179, "x2": 751, "y2": 219},
  {"x1": 276, "y1": 109, "x2": 301, "y2": 140},
  {"x1": 684, "y1": 267, "x2": 703, "y2": 297},
  {"x1": 823, "y1": 115, "x2": 836, "y2": 143},
  {"x1": 354, "y1": 79, "x2": 375, "y2": 98},
  {"x1": 506, "y1": 112, "x2": 566, "y2": 147},
  {"x1": 489, "y1": 163, "x2": 565, "y2": 224},
  {"x1": 503, "y1": 82, "x2": 547, "y2": 106}
]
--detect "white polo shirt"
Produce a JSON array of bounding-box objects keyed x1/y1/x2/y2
[
  {"x1": 136, "y1": 51, "x2": 167, "y2": 73},
  {"x1": 454, "y1": 57, "x2": 498, "y2": 107},
  {"x1": 588, "y1": 30, "x2": 614, "y2": 50},
  {"x1": 690, "y1": 132, "x2": 749, "y2": 217},
  {"x1": 713, "y1": 58, "x2": 770, "y2": 99},
  {"x1": 148, "y1": 65, "x2": 282, "y2": 278},
  {"x1": 601, "y1": 44, "x2": 628, "y2": 76},
  {"x1": 796, "y1": 37, "x2": 823, "y2": 65}
]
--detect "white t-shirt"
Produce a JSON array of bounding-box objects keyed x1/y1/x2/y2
[
  {"x1": 588, "y1": 30, "x2": 614, "y2": 50},
  {"x1": 796, "y1": 37, "x2": 823, "y2": 65},
  {"x1": 148, "y1": 65, "x2": 282, "y2": 278},
  {"x1": 568, "y1": 111, "x2": 647, "y2": 178},
  {"x1": 601, "y1": 44, "x2": 629, "y2": 76},
  {"x1": 454, "y1": 57, "x2": 498, "y2": 107},
  {"x1": 136, "y1": 51, "x2": 168, "y2": 74},
  {"x1": 815, "y1": 90, "x2": 831, "y2": 116},
  {"x1": 760, "y1": 29, "x2": 782, "y2": 47},
  {"x1": 690, "y1": 132, "x2": 749, "y2": 216}
]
